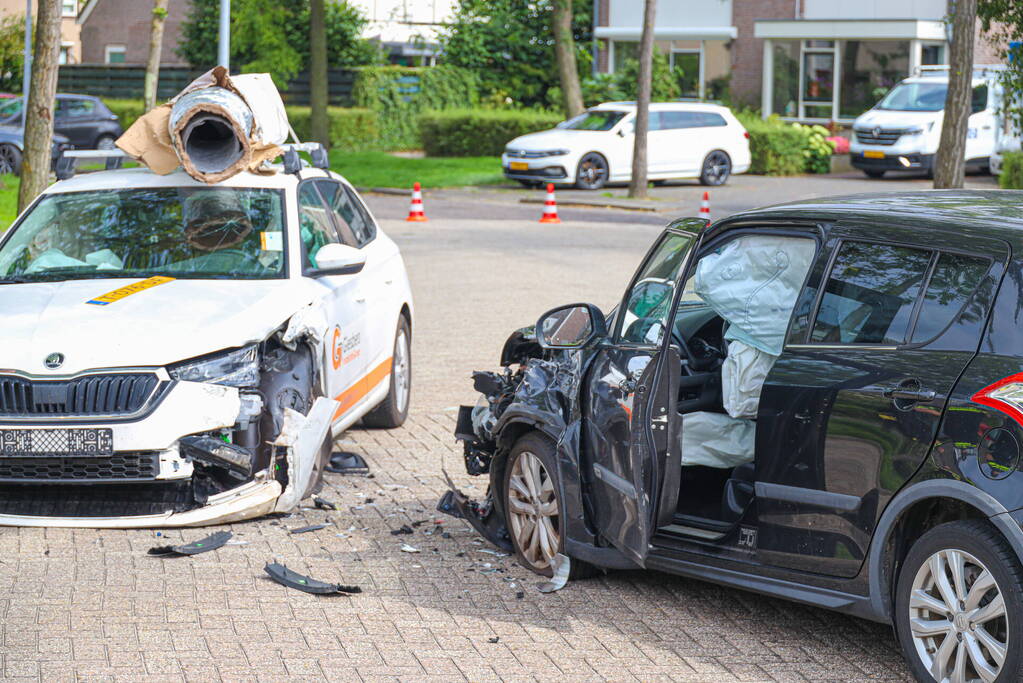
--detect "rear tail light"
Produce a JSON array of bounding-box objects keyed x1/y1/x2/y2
[
  {"x1": 743, "y1": 131, "x2": 750, "y2": 139},
  {"x1": 971, "y1": 373, "x2": 1023, "y2": 427}
]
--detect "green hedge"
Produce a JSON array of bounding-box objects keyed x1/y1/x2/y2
[
  {"x1": 99, "y1": 98, "x2": 380, "y2": 153},
  {"x1": 999, "y1": 151, "x2": 1023, "y2": 189},
  {"x1": 286, "y1": 107, "x2": 378, "y2": 152},
  {"x1": 419, "y1": 109, "x2": 563, "y2": 157},
  {"x1": 735, "y1": 112, "x2": 834, "y2": 176},
  {"x1": 352, "y1": 65, "x2": 479, "y2": 150},
  {"x1": 103, "y1": 98, "x2": 146, "y2": 129}
]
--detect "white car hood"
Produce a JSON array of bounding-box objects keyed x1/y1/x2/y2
[
  {"x1": 854, "y1": 109, "x2": 942, "y2": 130},
  {"x1": 0, "y1": 277, "x2": 324, "y2": 375},
  {"x1": 507, "y1": 128, "x2": 602, "y2": 151}
]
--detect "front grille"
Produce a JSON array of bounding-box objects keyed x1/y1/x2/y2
[
  {"x1": 0, "y1": 374, "x2": 160, "y2": 417},
  {"x1": 854, "y1": 128, "x2": 903, "y2": 146},
  {"x1": 505, "y1": 149, "x2": 556, "y2": 159},
  {"x1": 0, "y1": 452, "x2": 159, "y2": 483}
]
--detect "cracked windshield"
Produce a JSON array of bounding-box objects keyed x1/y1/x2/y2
[{"x1": 0, "y1": 186, "x2": 285, "y2": 282}]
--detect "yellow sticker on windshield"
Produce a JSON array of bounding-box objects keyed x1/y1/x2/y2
[{"x1": 86, "y1": 276, "x2": 175, "y2": 306}]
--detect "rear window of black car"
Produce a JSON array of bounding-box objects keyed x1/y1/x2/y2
[
  {"x1": 910, "y1": 252, "x2": 989, "y2": 343},
  {"x1": 810, "y1": 242, "x2": 931, "y2": 345}
]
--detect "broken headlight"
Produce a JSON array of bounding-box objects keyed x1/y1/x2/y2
[{"x1": 169, "y1": 344, "x2": 260, "y2": 387}]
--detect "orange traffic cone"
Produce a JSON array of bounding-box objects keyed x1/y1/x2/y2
[
  {"x1": 539, "y1": 183, "x2": 561, "y2": 224},
  {"x1": 406, "y1": 182, "x2": 428, "y2": 222},
  {"x1": 699, "y1": 191, "x2": 711, "y2": 221}
]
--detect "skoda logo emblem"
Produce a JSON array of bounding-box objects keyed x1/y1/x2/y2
[{"x1": 44, "y1": 352, "x2": 64, "y2": 369}]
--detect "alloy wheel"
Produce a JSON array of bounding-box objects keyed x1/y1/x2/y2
[
  {"x1": 0, "y1": 145, "x2": 18, "y2": 174},
  {"x1": 576, "y1": 153, "x2": 607, "y2": 190},
  {"x1": 909, "y1": 548, "x2": 1008, "y2": 682},
  {"x1": 701, "y1": 151, "x2": 731, "y2": 185},
  {"x1": 393, "y1": 329, "x2": 410, "y2": 415},
  {"x1": 96, "y1": 135, "x2": 117, "y2": 150},
  {"x1": 506, "y1": 450, "x2": 560, "y2": 570}
]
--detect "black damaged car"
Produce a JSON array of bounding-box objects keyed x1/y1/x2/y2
[{"x1": 439, "y1": 191, "x2": 1023, "y2": 682}]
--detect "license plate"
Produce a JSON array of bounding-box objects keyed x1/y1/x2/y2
[
  {"x1": 863, "y1": 150, "x2": 885, "y2": 159},
  {"x1": 509, "y1": 161, "x2": 529, "y2": 171},
  {"x1": 0, "y1": 428, "x2": 114, "y2": 457}
]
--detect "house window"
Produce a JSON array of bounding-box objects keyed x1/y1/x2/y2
[
  {"x1": 670, "y1": 50, "x2": 700, "y2": 99},
  {"x1": 59, "y1": 44, "x2": 72, "y2": 65},
  {"x1": 612, "y1": 41, "x2": 638, "y2": 73},
  {"x1": 62, "y1": 0, "x2": 77, "y2": 17},
  {"x1": 921, "y1": 43, "x2": 946, "y2": 66},
  {"x1": 105, "y1": 45, "x2": 126, "y2": 64},
  {"x1": 839, "y1": 41, "x2": 910, "y2": 118},
  {"x1": 802, "y1": 42, "x2": 835, "y2": 119},
  {"x1": 772, "y1": 41, "x2": 800, "y2": 118}
]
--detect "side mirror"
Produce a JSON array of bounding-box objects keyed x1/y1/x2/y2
[
  {"x1": 536, "y1": 303, "x2": 608, "y2": 349},
  {"x1": 312, "y1": 242, "x2": 366, "y2": 276}
]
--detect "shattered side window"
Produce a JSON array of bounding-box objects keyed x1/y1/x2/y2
[{"x1": 618, "y1": 232, "x2": 694, "y2": 346}]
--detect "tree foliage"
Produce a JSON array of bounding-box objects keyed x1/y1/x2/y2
[
  {"x1": 0, "y1": 12, "x2": 25, "y2": 93},
  {"x1": 440, "y1": 0, "x2": 592, "y2": 109},
  {"x1": 979, "y1": 0, "x2": 1023, "y2": 132},
  {"x1": 177, "y1": 0, "x2": 381, "y2": 88}
]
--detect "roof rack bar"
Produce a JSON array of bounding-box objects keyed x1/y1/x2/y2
[{"x1": 56, "y1": 148, "x2": 128, "y2": 179}]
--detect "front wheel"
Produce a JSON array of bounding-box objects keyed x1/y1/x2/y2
[
  {"x1": 95, "y1": 134, "x2": 117, "y2": 150},
  {"x1": 0, "y1": 144, "x2": 22, "y2": 174},
  {"x1": 575, "y1": 152, "x2": 608, "y2": 190},
  {"x1": 894, "y1": 520, "x2": 1023, "y2": 682},
  {"x1": 699, "y1": 150, "x2": 731, "y2": 186},
  {"x1": 361, "y1": 316, "x2": 411, "y2": 428},
  {"x1": 502, "y1": 433, "x2": 596, "y2": 578}
]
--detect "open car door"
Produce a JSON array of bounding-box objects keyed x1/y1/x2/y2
[{"x1": 584, "y1": 220, "x2": 705, "y2": 566}]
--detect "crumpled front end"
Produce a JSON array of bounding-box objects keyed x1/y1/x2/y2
[
  {"x1": 0, "y1": 301, "x2": 338, "y2": 528},
  {"x1": 437, "y1": 327, "x2": 584, "y2": 551}
]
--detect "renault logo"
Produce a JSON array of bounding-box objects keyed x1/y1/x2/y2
[
  {"x1": 44, "y1": 352, "x2": 64, "y2": 369},
  {"x1": 872, "y1": 126, "x2": 882, "y2": 137}
]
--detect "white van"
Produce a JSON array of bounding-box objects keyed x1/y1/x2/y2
[{"x1": 850, "y1": 66, "x2": 1004, "y2": 178}]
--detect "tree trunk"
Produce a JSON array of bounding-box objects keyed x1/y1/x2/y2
[
  {"x1": 309, "y1": 0, "x2": 329, "y2": 148},
  {"x1": 143, "y1": 0, "x2": 169, "y2": 113},
  {"x1": 17, "y1": 0, "x2": 60, "y2": 213},
  {"x1": 627, "y1": 0, "x2": 656, "y2": 199},
  {"x1": 933, "y1": 0, "x2": 977, "y2": 189},
  {"x1": 552, "y1": 0, "x2": 583, "y2": 118}
]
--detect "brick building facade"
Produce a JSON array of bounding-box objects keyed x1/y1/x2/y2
[{"x1": 78, "y1": 0, "x2": 191, "y2": 65}]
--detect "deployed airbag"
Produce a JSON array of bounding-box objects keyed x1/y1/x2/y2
[
  {"x1": 695, "y1": 236, "x2": 815, "y2": 356},
  {"x1": 721, "y1": 340, "x2": 777, "y2": 419},
  {"x1": 681, "y1": 411, "x2": 755, "y2": 468}
]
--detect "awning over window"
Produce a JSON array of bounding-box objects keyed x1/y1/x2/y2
[
  {"x1": 754, "y1": 19, "x2": 946, "y2": 41},
  {"x1": 595, "y1": 26, "x2": 738, "y2": 42}
]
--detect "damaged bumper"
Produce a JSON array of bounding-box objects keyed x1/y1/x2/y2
[{"x1": 0, "y1": 373, "x2": 337, "y2": 528}]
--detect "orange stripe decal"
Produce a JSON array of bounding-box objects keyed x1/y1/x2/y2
[{"x1": 331, "y1": 357, "x2": 392, "y2": 421}]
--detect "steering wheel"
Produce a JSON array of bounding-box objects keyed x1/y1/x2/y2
[{"x1": 669, "y1": 328, "x2": 697, "y2": 375}]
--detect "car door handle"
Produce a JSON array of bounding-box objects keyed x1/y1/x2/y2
[{"x1": 883, "y1": 380, "x2": 935, "y2": 403}]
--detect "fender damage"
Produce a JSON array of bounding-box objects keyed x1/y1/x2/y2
[{"x1": 0, "y1": 299, "x2": 338, "y2": 528}]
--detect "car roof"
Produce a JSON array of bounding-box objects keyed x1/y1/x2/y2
[
  {"x1": 591, "y1": 101, "x2": 730, "y2": 113},
  {"x1": 41, "y1": 166, "x2": 339, "y2": 194},
  {"x1": 721, "y1": 190, "x2": 1023, "y2": 248}
]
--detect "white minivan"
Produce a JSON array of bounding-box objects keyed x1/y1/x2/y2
[
  {"x1": 851, "y1": 66, "x2": 1004, "y2": 178},
  {"x1": 502, "y1": 102, "x2": 751, "y2": 190}
]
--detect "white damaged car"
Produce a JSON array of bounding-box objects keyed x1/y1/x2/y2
[{"x1": 0, "y1": 164, "x2": 413, "y2": 527}]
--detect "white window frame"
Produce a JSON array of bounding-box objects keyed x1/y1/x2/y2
[
  {"x1": 104, "y1": 44, "x2": 126, "y2": 64},
  {"x1": 58, "y1": 42, "x2": 73, "y2": 65},
  {"x1": 61, "y1": 0, "x2": 77, "y2": 18},
  {"x1": 798, "y1": 39, "x2": 837, "y2": 122},
  {"x1": 669, "y1": 45, "x2": 705, "y2": 100}
]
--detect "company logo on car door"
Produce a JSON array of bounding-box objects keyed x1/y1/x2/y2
[{"x1": 331, "y1": 325, "x2": 361, "y2": 369}]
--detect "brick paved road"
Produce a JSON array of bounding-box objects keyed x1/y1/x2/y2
[{"x1": 0, "y1": 182, "x2": 920, "y2": 681}]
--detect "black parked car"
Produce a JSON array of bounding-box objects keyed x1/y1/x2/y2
[
  {"x1": 0, "y1": 125, "x2": 71, "y2": 174},
  {"x1": 0, "y1": 93, "x2": 122, "y2": 150},
  {"x1": 441, "y1": 191, "x2": 1023, "y2": 682}
]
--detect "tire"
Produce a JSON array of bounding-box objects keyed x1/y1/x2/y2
[
  {"x1": 894, "y1": 520, "x2": 1023, "y2": 683},
  {"x1": 864, "y1": 170, "x2": 886, "y2": 179},
  {"x1": 0, "y1": 144, "x2": 22, "y2": 174},
  {"x1": 699, "y1": 150, "x2": 731, "y2": 186},
  {"x1": 95, "y1": 134, "x2": 117, "y2": 150},
  {"x1": 361, "y1": 315, "x2": 411, "y2": 429},
  {"x1": 501, "y1": 432, "x2": 597, "y2": 579},
  {"x1": 575, "y1": 152, "x2": 608, "y2": 190}
]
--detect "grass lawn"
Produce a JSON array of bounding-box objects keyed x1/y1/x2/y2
[
  {"x1": 328, "y1": 150, "x2": 505, "y2": 189},
  {"x1": 0, "y1": 175, "x2": 18, "y2": 230}
]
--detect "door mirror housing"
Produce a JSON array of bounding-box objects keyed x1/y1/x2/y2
[
  {"x1": 536, "y1": 303, "x2": 608, "y2": 349},
  {"x1": 311, "y1": 242, "x2": 366, "y2": 276}
]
